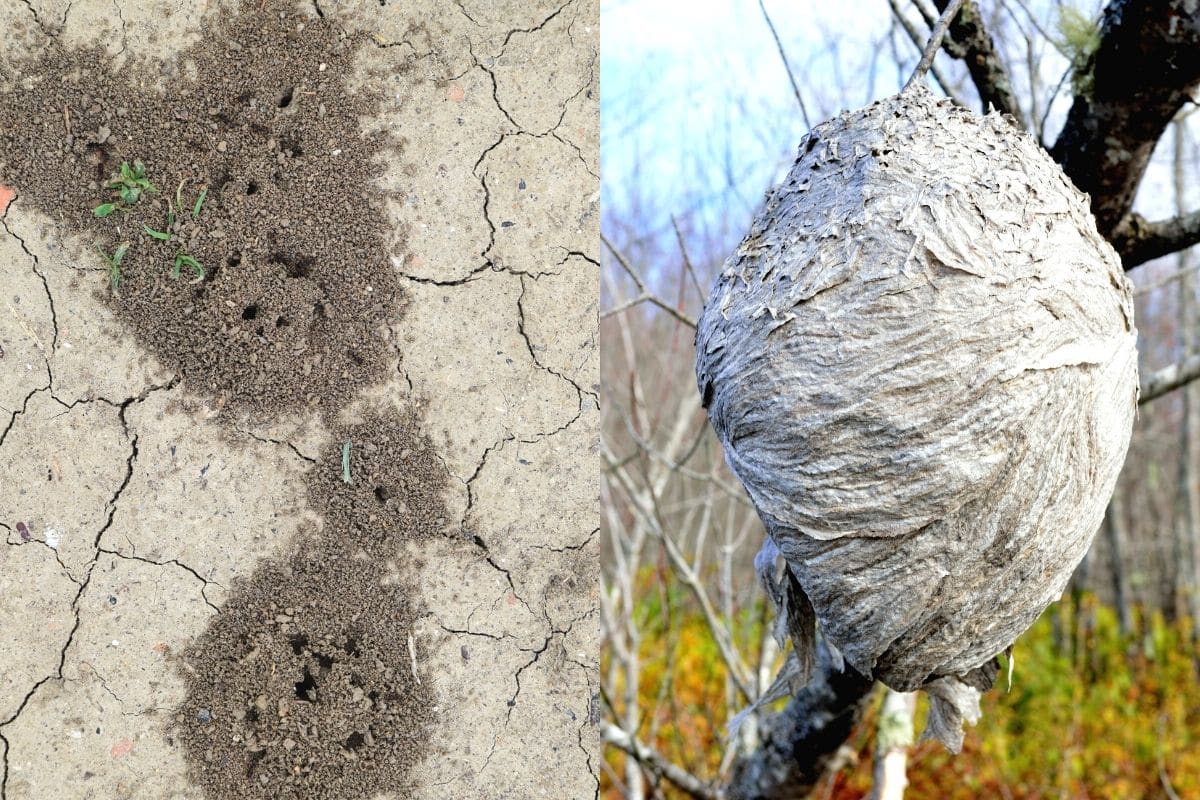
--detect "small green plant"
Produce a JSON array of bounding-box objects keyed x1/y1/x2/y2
[
  {"x1": 96, "y1": 241, "x2": 130, "y2": 292},
  {"x1": 193, "y1": 187, "x2": 208, "y2": 220},
  {"x1": 95, "y1": 160, "x2": 157, "y2": 217},
  {"x1": 171, "y1": 249, "x2": 205, "y2": 283},
  {"x1": 142, "y1": 223, "x2": 170, "y2": 241}
]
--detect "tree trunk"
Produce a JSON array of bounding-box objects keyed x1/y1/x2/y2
[
  {"x1": 1175, "y1": 118, "x2": 1200, "y2": 640},
  {"x1": 1105, "y1": 491, "x2": 1135, "y2": 636}
]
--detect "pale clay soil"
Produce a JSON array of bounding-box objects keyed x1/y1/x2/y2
[{"x1": 0, "y1": 0, "x2": 599, "y2": 798}]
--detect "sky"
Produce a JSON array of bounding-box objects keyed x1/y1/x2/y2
[{"x1": 600, "y1": 0, "x2": 1195, "y2": 287}]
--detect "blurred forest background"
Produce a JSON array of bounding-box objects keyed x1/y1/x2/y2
[{"x1": 599, "y1": 0, "x2": 1200, "y2": 798}]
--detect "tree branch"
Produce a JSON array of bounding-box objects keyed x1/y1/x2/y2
[
  {"x1": 603, "y1": 721, "x2": 726, "y2": 800},
  {"x1": 726, "y1": 642, "x2": 875, "y2": 800},
  {"x1": 930, "y1": 0, "x2": 1024, "y2": 124},
  {"x1": 1050, "y1": 0, "x2": 1200, "y2": 245},
  {"x1": 1140, "y1": 352, "x2": 1200, "y2": 405},
  {"x1": 757, "y1": 0, "x2": 811, "y2": 129},
  {"x1": 602, "y1": 232, "x2": 698, "y2": 329},
  {"x1": 1113, "y1": 209, "x2": 1200, "y2": 269},
  {"x1": 904, "y1": 0, "x2": 966, "y2": 92},
  {"x1": 890, "y1": 0, "x2": 966, "y2": 104}
]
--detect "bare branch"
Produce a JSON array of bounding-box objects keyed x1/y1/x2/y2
[
  {"x1": 757, "y1": 0, "x2": 811, "y2": 129},
  {"x1": 889, "y1": 0, "x2": 966, "y2": 104},
  {"x1": 671, "y1": 214, "x2": 706, "y2": 301},
  {"x1": 928, "y1": 0, "x2": 1024, "y2": 124},
  {"x1": 727, "y1": 641, "x2": 875, "y2": 800},
  {"x1": 903, "y1": 0, "x2": 966, "y2": 92},
  {"x1": 1140, "y1": 353, "x2": 1200, "y2": 406},
  {"x1": 605, "y1": 448, "x2": 757, "y2": 700},
  {"x1": 603, "y1": 721, "x2": 727, "y2": 800},
  {"x1": 1134, "y1": 258, "x2": 1200, "y2": 297},
  {"x1": 602, "y1": 232, "x2": 698, "y2": 329},
  {"x1": 1113, "y1": 209, "x2": 1200, "y2": 269}
]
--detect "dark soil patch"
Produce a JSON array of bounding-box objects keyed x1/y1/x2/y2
[
  {"x1": 0, "y1": 5, "x2": 401, "y2": 417},
  {"x1": 175, "y1": 411, "x2": 448, "y2": 799},
  {"x1": 0, "y1": 4, "x2": 455, "y2": 799},
  {"x1": 176, "y1": 532, "x2": 433, "y2": 799},
  {"x1": 311, "y1": 411, "x2": 452, "y2": 555}
]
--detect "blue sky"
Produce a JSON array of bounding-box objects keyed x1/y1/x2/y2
[{"x1": 599, "y1": 0, "x2": 1197, "y2": 280}]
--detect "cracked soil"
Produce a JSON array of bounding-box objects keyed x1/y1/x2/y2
[{"x1": 0, "y1": 0, "x2": 599, "y2": 798}]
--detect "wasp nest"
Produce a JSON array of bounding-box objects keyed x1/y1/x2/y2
[{"x1": 696, "y1": 85, "x2": 1138, "y2": 750}]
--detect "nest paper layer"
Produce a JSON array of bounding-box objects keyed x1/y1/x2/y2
[{"x1": 696, "y1": 86, "x2": 1138, "y2": 749}]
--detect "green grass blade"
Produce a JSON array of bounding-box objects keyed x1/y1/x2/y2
[
  {"x1": 112, "y1": 242, "x2": 129, "y2": 266},
  {"x1": 341, "y1": 440, "x2": 352, "y2": 484},
  {"x1": 193, "y1": 188, "x2": 207, "y2": 219},
  {"x1": 142, "y1": 224, "x2": 170, "y2": 241}
]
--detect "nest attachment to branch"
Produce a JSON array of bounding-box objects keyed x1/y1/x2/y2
[{"x1": 696, "y1": 85, "x2": 1138, "y2": 751}]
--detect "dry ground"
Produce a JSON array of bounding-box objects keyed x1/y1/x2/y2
[{"x1": 0, "y1": 0, "x2": 599, "y2": 797}]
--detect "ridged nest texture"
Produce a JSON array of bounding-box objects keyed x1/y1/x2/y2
[{"x1": 696, "y1": 85, "x2": 1137, "y2": 748}]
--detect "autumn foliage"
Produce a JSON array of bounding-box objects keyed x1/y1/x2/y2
[{"x1": 603, "y1": 576, "x2": 1200, "y2": 799}]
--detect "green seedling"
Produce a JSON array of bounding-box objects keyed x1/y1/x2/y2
[
  {"x1": 96, "y1": 241, "x2": 130, "y2": 292},
  {"x1": 341, "y1": 440, "x2": 352, "y2": 484},
  {"x1": 95, "y1": 160, "x2": 157, "y2": 216},
  {"x1": 193, "y1": 187, "x2": 207, "y2": 220},
  {"x1": 142, "y1": 223, "x2": 170, "y2": 241},
  {"x1": 171, "y1": 250, "x2": 205, "y2": 283}
]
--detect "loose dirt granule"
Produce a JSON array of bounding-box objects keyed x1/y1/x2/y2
[{"x1": 311, "y1": 410, "x2": 452, "y2": 557}]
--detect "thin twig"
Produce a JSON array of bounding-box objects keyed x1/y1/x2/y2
[
  {"x1": 888, "y1": 0, "x2": 965, "y2": 103},
  {"x1": 904, "y1": 0, "x2": 967, "y2": 91},
  {"x1": 1000, "y1": 0, "x2": 1068, "y2": 56},
  {"x1": 603, "y1": 721, "x2": 727, "y2": 800},
  {"x1": 757, "y1": 0, "x2": 811, "y2": 129},
  {"x1": 602, "y1": 232, "x2": 698, "y2": 329},
  {"x1": 671, "y1": 214, "x2": 706, "y2": 301}
]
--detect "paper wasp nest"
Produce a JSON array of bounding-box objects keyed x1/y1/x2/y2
[{"x1": 695, "y1": 85, "x2": 1138, "y2": 750}]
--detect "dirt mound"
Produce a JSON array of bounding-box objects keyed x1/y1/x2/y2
[
  {"x1": 0, "y1": 6, "x2": 401, "y2": 416},
  {"x1": 175, "y1": 411, "x2": 449, "y2": 798},
  {"x1": 310, "y1": 411, "x2": 451, "y2": 556},
  {"x1": 176, "y1": 532, "x2": 433, "y2": 799},
  {"x1": 0, "y1": 4, "x2": 455, "y2": 798}
]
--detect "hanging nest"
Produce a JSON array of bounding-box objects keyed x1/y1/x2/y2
[{"x1": 695, "y1": 85, "x2": 1138, "y2": 751}]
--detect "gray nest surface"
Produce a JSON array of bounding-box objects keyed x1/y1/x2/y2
[{"x1": 696, "y1": 85, "x2": 1138, "y2": 750}]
